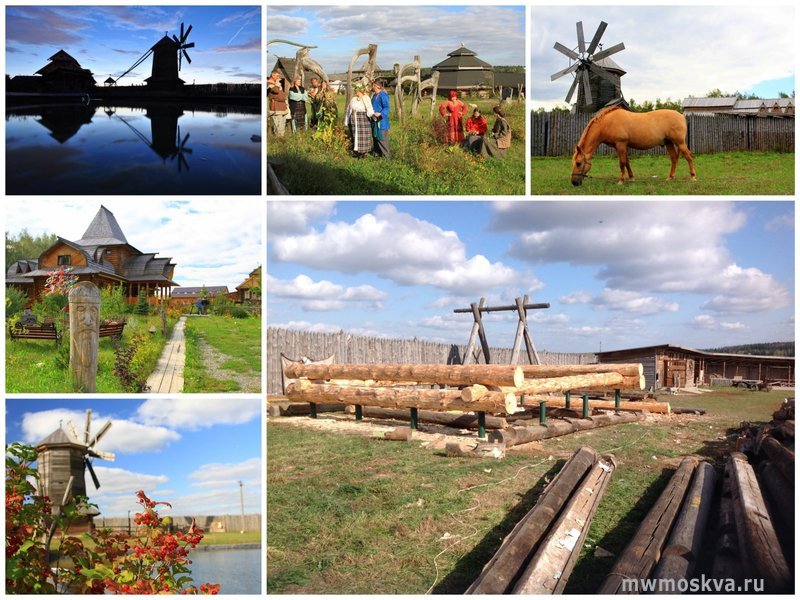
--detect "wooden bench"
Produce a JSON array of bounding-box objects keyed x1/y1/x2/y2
[
  {"x1": 8, "y1": 322, "x2": 61, "y2": 344},
  {"x1": 99, "y1": 319, "x2": 126, "y2": 339}
]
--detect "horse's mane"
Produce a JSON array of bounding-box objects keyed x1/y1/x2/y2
[{"x1": 577, "y1": 105, "x2": 628, "y2": 147}]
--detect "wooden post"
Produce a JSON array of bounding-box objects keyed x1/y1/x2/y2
[
  {"x1": 69, "y1": 281, "x2": 100, "y2": 393},
  {"x1": 582, "y1": 394, "x2": 589, "y2": 419}
]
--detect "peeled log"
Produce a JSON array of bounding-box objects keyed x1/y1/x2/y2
[
  {"x1": 514, "y1": 393, "x2": 671, "y2": 414},
  {"x1": 284, "y1": 363, "x2": 524, "y2": 387},
  {"x1": 345, "y1": 406, "x2": 508, "y2": 430},
  {"x1": 286, "y1": 380, "x2": 517, "y2": 414},
  {"x1": 519, "y1": 363, "x2": 643, "y2": 378},
  {"x1": 517, "y1": 372, "x2": 625, "y2": 394}
]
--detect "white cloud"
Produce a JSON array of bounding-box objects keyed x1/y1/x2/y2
[
  {"x1": 560, "y1": 291, "x2": 592, "y2": 305},
  {"x1": 187, "y1": 457, "x2": 261, "y2": 489},
  {"x1": 20, "y1": 409, "x2": 181, "y2": 454},
  {"x1": 90, "y1": 466, "x2": 169, "y2": 495},
  {"x1": 592, "y1": 288, "x2": 679, "y2": 315},
  {"x1": 267, "y1": 201, "x2": 335, "y2": 235},
  {"x1": 265, "y1": 14, "x2": 308, "y2": 37},
  {"x1": 268, "y1": 320, "x2": 342, "y2": 334},
  {"x1": 267, "y1": 273, "x2": 387, "y2": 311},
  {"x1": 272, "y1": 204, "x2": 527, "y2": 294},
  {"x1": 136, "y1": 398, "x2": 260, "y2": 430},
  {"x1": 693, "y1": 314, "x2": 747, "y2": 331}
]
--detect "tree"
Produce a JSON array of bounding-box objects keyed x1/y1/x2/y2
[{"x1": 6, "y1": 229, "x2": 57, "y2": 271}]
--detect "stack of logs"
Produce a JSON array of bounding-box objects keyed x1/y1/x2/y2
[
  {"x1": 467, "y1": 447, "x2": 616, "y2": 594},
  {"x1": 283, "y1": 362, "x2": 655, "y2": 416}
]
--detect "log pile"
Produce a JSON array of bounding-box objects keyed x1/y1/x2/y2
[
  {"x1": 283, "y1": 362, "x2": 645, "y2": 416},
  {"x1": 467, "y1": 447, "x2": 616, "y2": 594},
  {"x1": 488, "y1": 412, "x2": 644, "y2": 447}
]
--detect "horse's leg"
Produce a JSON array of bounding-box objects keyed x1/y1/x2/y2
[
  {"x1": 615, "y1": 143, "x2": 629, "y2": 184},
  {"x1": 625, "y1": 155, "x2": 634, "y2": 181},
  {"x1": 665, "y1": 142, "x2": 679, "y2": 180},
  {"x1": 678, "y1": 143, "x2": 697, "y2": 180}
]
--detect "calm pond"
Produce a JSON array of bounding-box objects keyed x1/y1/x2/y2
[
  {"x1": 6, "y1": 102, "x2": 261, "y2": 195},
  {"x1": 188, "y1": 547, "x2": 261, "y2": 594}
]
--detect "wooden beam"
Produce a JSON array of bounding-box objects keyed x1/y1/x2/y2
[
  {"x1": 489, "y1": 412, "x2": 642, "y2": 447},
  {"x1": 514, "y1": 394, "x2": 671, "y2": 415},
  {"x1": 343, "y1": 406, "x2": 508, "y2": 430}
]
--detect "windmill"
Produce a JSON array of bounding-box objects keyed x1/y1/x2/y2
[
  {"x1": 115, "y1": 22, "x2": 195, "y2": 90},
  {"x1": 550, "y1": 20, "x2": 626, "y2": 113},
  {"x1": 36, "y1": 410, "x2": 115, "y2": 522}
]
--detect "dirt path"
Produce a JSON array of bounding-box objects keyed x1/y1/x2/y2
[{"x1": 198, "y1": 338, "x2": 261, "y2": 393}]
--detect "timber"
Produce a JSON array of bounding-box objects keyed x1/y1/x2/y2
[
  {"x1": 512, "y1": 455, "x2": 616, "y2": 594},
  {"x1": 518, "y1": 372, "x2": 625, "y2": 393},
  {"x1": 598, "y1": 456, "x2": 698, "y2": 593},
  {"x1": 267, "y1": 402, "x2": 345, "y2": 417},
  {"x1": 509, "y1": 393, "x2": 670, "y2": 414},
  {"x1": 651, "y1": 461, "x2": 716, "y2": 582},
  {"x1": 712, "y1": 460, "x2": 743, "y2": 581},
  {"x1": 384, "y1": 427, "x2": 413, "y2": 441},
  {"x1": 757, "y1": 435, "x2": 794, "y2": 484},
  {"x1": 344, "y1": 406, "x2": 508, "y2": 430},
  {"x1": 284, "y1": 363, "x2": 525, "y2": 387},
  {"x1": 286, "y1": 380, "x2": 518, "y2": 414},
  {"x1": 727, "y1": 452, "x2": 791, "y2": 591},
  {"x1": 519, "y1": 363, "x2": 643, "y2": 378},
  {"x1": 488, "y1": 412, "x2": 642, "y2": 447},
  {"x1": 466, "y1": 447, "x2": 597, "y2": 594},
  {"x1": 757, "y1": 461, "x2": 794, "y2": 531}
]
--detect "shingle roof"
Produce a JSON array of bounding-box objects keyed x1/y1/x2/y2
[
  {"x1": 172, "y1": 286, "x2": 229, "y2": 298},
  {"x1": 433, "y1": 45, "x2": 493, "y2": 72},
  {"x1": 37, "y1": 426, "x2": 85, "y2": 448},
  {"x1": 74, "y1": 206, "x2": 129, "y2": 246}
]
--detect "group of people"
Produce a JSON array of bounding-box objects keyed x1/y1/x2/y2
[
  {"x1": 269, "y1": 71, "x2": 510, "y2": 161},
  {"x1": 268, "y1": 71, "x2": 338, "y2": 136},
  {"x1": 439, "y1": 90, "x2": 511, "y2": 159}
]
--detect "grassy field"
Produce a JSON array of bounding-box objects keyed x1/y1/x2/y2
[
  {"x1": 198, "y1": 531, "x2": 261, "y2": 546},
  {"x1": 5, "y1": 315, "x2": 175, "y2": 393},
  {"x1": 531, "y1": 151, "x2": 794, "y2": 195},
  {"x1": 268, "y1": 96, "x2": 526, "y2": 195},
  {"x1": 183, "y1": 315, "x2": 262, "y2": 393},
  {"x1": 266, "y1": 387, "x2": 787, "y2": 594}
]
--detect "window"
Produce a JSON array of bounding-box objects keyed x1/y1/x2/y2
[{"x1": 57, "y1": 255, "x2": 71, "y2": 266}]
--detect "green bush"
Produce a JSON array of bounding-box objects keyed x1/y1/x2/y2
[
  {"x1": 230, "y1": 307, "x2": 250, "y2": 319},
  {"x1": 100, "y1": 285, "x2": 128, "y2": 320},
  {"x1": 32, "y1": 293, "x2": 67, "y2": 322},
  {"x1": 210, "y1": 293, "x2": 233, "y2": 316},
  {"x1": 134, "y1": 289, "x2": 151, "y2": 315},
  {"x1": 5, "y1": 286, "x2": 28, "y2": 319}
]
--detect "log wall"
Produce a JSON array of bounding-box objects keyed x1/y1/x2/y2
[
  {"x1": 267, "y1": 327, "x2": 597, "y2": 394},
  {"x1": 531, "y1": 112, "x2": 795, "y2": 156}
]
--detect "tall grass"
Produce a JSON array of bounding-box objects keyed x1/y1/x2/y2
[{"x1": 268, "y1": 96, "x2": 525, "y2": 195}]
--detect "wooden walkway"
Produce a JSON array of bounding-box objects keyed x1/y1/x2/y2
[{"x1": 145, "y1": 316, "x2": 186, "y2": 393}]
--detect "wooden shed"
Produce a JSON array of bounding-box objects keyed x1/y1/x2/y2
[{"x1": 597, "y1": 344, "x2": 794, "y2": 389}]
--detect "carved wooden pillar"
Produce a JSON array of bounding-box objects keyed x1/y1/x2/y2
[{"x1": 69, "y1": 281, "x2": 100, "y2": 393}]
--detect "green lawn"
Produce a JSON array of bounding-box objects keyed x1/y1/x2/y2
[
  {"x1": 531, "y1": 151, "x2": 794, "y2": 195},
  {"x1": 198, "y1": 531, "x2": 261, "y2": 546},
  {"x1": 183, "y1": 315, "x2": 262, "y2": 393},
  {"x1": 266, "y1": 387, "x2": 787, "y2": 594},
  {"x1": 5, "y1": 314, "x2": 175, "y2": 393},
  {"x1": 268, "y1": 96, "x2": 526, "y2": 195}
]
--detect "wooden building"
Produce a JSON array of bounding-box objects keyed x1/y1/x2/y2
[
  {"x1": 6, "y1": 206, "x2": 177, "y2": 306},
  {"x1": 597, "y1": 344, "x2": 794, "y2": 389},
  {"x1": 31, "y1": 49, "x2": 96, "y2": 93},
  {"x1": 170, "y1": 285, "x2": 230, "y2": 305},
  {"x1": 682, "y1": 96, "x2": 795, "y2": 117},
  {"x1": 235, "y1": 266, "x2": 261, "y2": 305},
  {"x1": 432, "y1": 44, "x2": 494, "y2": 95}
]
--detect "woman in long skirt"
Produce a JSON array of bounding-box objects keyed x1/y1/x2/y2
[
  {"x1": 481, "y1": 105, "x2": 512, "y2": 159},
  {"x1": 288, "y1": 77, "x2": 307, "y2": 133},
  {"x1": 344, "y1": 84, "x2": 374, "y2": 157}
]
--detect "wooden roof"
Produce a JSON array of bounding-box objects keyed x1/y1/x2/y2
[
  {"x1": 75, "y1": 205, "x2": 129, "y2": 246},
  {"x1": 432, "y1": 45, "x2": 493, "y2": 72}
]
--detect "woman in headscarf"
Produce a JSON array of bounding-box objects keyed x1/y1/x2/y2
[
  {"x1": 344, "y1": 83, "x2": 374, "y2": 157},
  {"x1": 481, "y1": 105, "x2": 512, "y2": 159},
  {"x1": 267, "y1": 71, "x2": 290, "y2": 137},
  {"x1": 438, "y1": 90, "x2": 466, "y2": 144},
  {"x1": 463, "y1": 107, "x2": 488, "y2": 153},
  {"x1": 287, "y1": 77, "x2": 308, "y2": 133}
]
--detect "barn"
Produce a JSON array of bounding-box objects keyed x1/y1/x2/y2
[{"x1": 597, "y1": 344, "x2": 794, "y2": 390}]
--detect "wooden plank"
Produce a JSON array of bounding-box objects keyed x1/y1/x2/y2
[{"x1": 598, "y1": 456, "x2": 698, "y2": 593}]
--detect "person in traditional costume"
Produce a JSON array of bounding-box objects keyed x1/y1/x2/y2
[
  {"x1": 268, "y1": 71, "x2": 290, "y2": 137},
  {"x1": 288, "y1": 77, "x2": 308, "y2": 133},
  {"x1": 370, "y1": 80, "x2": 391, "y2": 158},
  {"x1": 317, "y1": 80, "x2": 338, "y2": 132},
  {"x1": 344, "y1": 83, "x2": 374, "y2": 157},
  {"x1": 463, "y1": 108, "x2": 488, "y2": 153},
  {"x1": 480, "y1": 105, "x2": 512, "y2": 159},
  {"x1": 307, "y1": 77, "x2": 322, "y2": 129},
  {"x1": 438, "y1": 90, "x2": 466, "y2": 144}
]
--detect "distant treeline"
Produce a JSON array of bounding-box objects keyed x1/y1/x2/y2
[{"x1": 702, "y1": 342, "x2": 795, "y2": 357}]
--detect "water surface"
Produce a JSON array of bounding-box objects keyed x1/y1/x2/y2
[
  {"x1": 6, "y1": 102, "x2": 261, "y2": 195},
  {"x1": 188, "y1": 547, "x2": 261, "y2": 594}
]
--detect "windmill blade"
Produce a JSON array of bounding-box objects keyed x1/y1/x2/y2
[
  {"x1": 182, "y1": 24, "x2": 193, "y2": 42},
  {"x1": 587, "y1": 61, "x2": 619, "y2": 85},
  {"x1": 182, "y1": 42, "x2": 195, "y2": 50},
  {"x1": 182, "y1": 49, "x2": 192, "y2": 65},
  {"x1": 581, "y1": 68, "x2": 593, "y2": 105},
  {"x1": 551, "y1": 62, "x2": 579, "y2": 81},
  {"x1": 89, "y1": 420, "x2": 112, "y2": 447},
  {"x1": 66, "y1": 420, "x2": 80, "y2": 443},
  {"x1": 181, "y1": 132, "x2": 190, "y2": 147},
  {"x1": 564, "y1": 72, "x2": 580, "y2": 104},
  {"x1": 553, "y1": 42, "x2": 580, "y2": 61},
  {"x1": 586, "y1": 21, "x2": 608, "y2": 55},
  {"x1": 180, "y1": 22, "x2": 185, "y2": 42},
  {"x1": 576, "y1": 21, "x2": 586, "y2": 54},
  {"x1": 172, "y1": 34, "x2": 180, "y2": 45},
  {"x1": 85, "y1": 458, "x2": 101, "y2": 490},
  {"x1": 84, "y1": 409, "x2": 92, "y2": 444},
  {"x1": 88, "y1": 449, "x2": 116, "y2": 462},
  {"x1": 593, "y1": 42, "x2": 625, "y2": 61},
  {"x1": 179, "y1": 153, "x2": 190, "y2": 173}
]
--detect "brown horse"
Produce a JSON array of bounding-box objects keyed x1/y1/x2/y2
[{"x1": 571, "y1": 107, "x2": 697, "y2": 186}]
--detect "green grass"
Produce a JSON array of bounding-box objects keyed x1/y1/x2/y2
[
  {"x1": 5, "y1": 314, "x2": 175, "y2": 393},
  {"x1": 183, "y1": 315, "x2": 262, "y2": 393},
  {"x1": 266, "y1": 387, "x2": 788, "y2": 594},
  {"x1": 198, "y1": 531, "x2": 261, "y2": 546},
  {"x1": 531, "y1": 151, "x2": 794, "y2": 195},
  {"x1": 268, "y1": 96, "x2": 525, "y2": 195}
]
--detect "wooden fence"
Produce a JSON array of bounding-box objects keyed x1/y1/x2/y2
[
  {"x1": 267, "y1": 327, "x2": 597, "y2": 395},
  {"x1": 531, "y1": 112, "x2": 795, "y2": 156}
]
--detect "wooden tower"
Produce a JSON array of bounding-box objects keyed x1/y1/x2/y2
[{"x1": 145, "y1": 23, "x2": 194, "y2": 90}]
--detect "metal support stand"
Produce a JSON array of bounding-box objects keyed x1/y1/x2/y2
[
  {"x1": 565, "y1": 390, "x2": 571, "y2": 410},
  {"x1": 477, "y1": 411, "x2": 486, "y2": 439},
  {"x1": 309, "y1": 402, "x2": 317, "y2": 419},
  {"x1": 614, "y1": 389, "x2": 621, "y2": 413},
  {"x1": 539, "y1": 401, "x2": 547, "y2": 425},
  {"x1": 582, "y1": 394, "x2": 589, "y2": 419},
  {"x1": 355, "y1": 405, "x2": 362, "y2": 421},
  {"x1": 410, "y1": 407, "x2": 419, "y2": 430}
]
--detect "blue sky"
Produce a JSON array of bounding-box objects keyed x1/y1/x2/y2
[
  {"x1": 532, "y1": 5, "x2": 795, "y2": 110},
  {"x1": 5, "y1": 199, "x2": 261, "y2": 292},
  {"x1": 6, "y1": 5, "x2": 261, "y2": 85},
  {"x1": 267, "y1": 5, "x2": 525, "y2": 74},
  {"x1": 6, "y1": 398, "x2": 261, "y2": 517},
  {"x1": 267, "y1": 201, "x2": 794, "y2": 353}
]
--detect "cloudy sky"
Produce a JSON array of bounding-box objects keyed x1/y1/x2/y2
[
  {"x1": 6, "y1": 5, "x2": 261, "y2": 84},
  {"x1": 267, "y1": 5, "x2": 526, "y2": 73},
  {"x1": 5, "y1": 199, "x2": 262, "y2": 291},
  {"x1": 532, "y1": 5, "x2": 796, "y2": 110},
  {"x1": 267, "y1": 201, "x2": 794, "y2": 353},
  {"x1": 6, "y1": 398, "x2": 261, "y2": 517}
]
